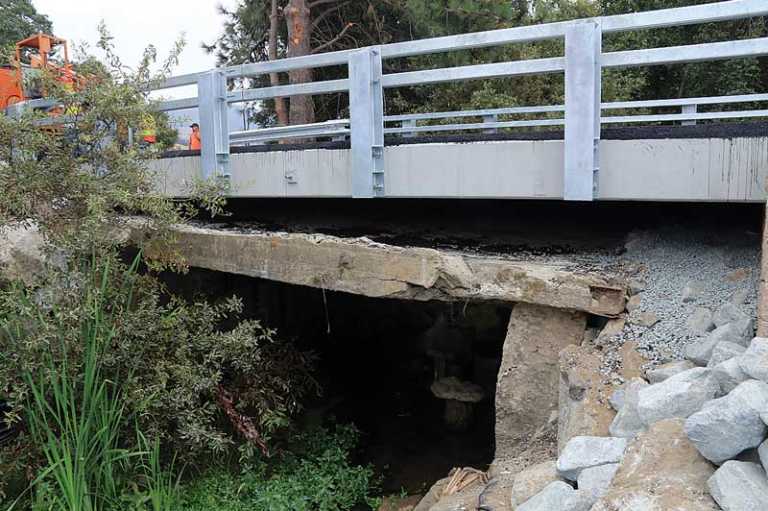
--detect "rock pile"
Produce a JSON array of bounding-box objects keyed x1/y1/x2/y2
[{"x1": 515, "y1": 333, "x2": 768, "y2": 510}]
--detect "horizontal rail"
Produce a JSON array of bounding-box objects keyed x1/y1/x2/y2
[
  {"x1": 150, "y1": 0, "x2": 768, "y2": 89},
  {"x1": 202, "y1": 38, "x2": 768, "y2": 104},
  {"x1": 599, "y1": 0, "x2": 768, "y2": 32},
  {"x1": 602, "y1": 109, "x2": 768, "y2": 124},
  {"x1": 154, "y1": 73, "x2": 200, "y2": 89},
  {"x1": 382, "y1": 57, "x2": 565, "y2": 89},
  {"x1": 386, "y1": 107, "x2": 768, "y2": 134},
  {"x1": 231, "y1": 78, "x2": 350, "y2": 102},
  {"x1": 385, "y1": 105, "x2": 566, "y2": 122},
  {"x1": 386, "y1": 93, "x2": 768, "y2": 123},
  {"x1": 155, "y1": 97, "x2": 199, "y2": 111},
  {"x1": 603, "y1": 37, "x2": 768, "y2": 68},
  {"x1": 603, "y1": 93, "x2": 768, "y2": 110},
  {"x1": 384, "y1": 118, "x2": 565, "y2": 134},
  {"x1": 229, "y1": 120, "x2": 350, "y2": 144}
]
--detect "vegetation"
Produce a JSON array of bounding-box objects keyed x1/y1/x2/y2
[
  {"x1": 178, "y1": 425, "x2": 381, "y2": 511},
  {"x1": 0, "y1": 20, "x2": 363, "y2": 511},
  {"x1": 0, "y1": 0, "x2": 52, "y2": 51},
  {"x1": 206, "y1": 0, "x2": 767, "y2": 126}
]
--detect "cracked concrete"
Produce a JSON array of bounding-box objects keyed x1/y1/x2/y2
[{"x1": 159, "y1": 223, "x2": 627, "y2": 316}]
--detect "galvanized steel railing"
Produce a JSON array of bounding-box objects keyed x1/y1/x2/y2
[{"x1": 151, "y1": 0, "x2": 768, "y2": 200}]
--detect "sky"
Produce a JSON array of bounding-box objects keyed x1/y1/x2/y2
[
  {"x1": 33, "y1": 0, "x2": 237, "y2": 77},
  {"x1": 32, "y1": 0, "x2": 241, "y2": 140}
]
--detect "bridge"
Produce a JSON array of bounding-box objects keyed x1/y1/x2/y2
[{"x1": 150, "y1": 0, "x2": 768, "y2": 202}]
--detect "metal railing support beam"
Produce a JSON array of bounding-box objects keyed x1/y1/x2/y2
[
  {"x1": 564, "y1": 21, "x2": 602, "y2": 201},
  {"x1": 349, "y1": 48, "x2": 384, "y2": 198},
  {"x1": 197, "y1": 70, "x2": 230, "y2": 179},
  {"x1": 681, "y1": 103, "x2": 698, "y2": 126}
]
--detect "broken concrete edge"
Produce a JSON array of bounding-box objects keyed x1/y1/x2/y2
[{"x1": 139, "y1": 222, "x2": 626, "y2": 317}]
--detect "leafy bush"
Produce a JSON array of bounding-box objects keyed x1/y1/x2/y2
[
  {"x1": 179, "y1": 424, "x2": 381, "y2": 511},
  {"x1": 0, "y1": 251, "x2": 318, "y2": 493}
]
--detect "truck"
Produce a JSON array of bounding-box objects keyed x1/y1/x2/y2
[{"x1": 0, "y1": 33, "x2": 78, "y2": 112}]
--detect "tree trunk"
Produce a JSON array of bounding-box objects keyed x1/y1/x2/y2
[
  {"x1": 269, "y1": 0, "x2": 288, "y2": 126},
  {"x1": 284, "y1": 0, "x2": 315, "y2": 125}
]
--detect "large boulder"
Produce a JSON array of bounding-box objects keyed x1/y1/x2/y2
[
  {"x1": 707, "y1": 341, "x2": 746, "y2": 367},
  {"x1": 711, "y1": 357, "x2": 750, "y2": 394},
  {"x1": 576, "y1": 463, "x2": 619, "y2": 500},
  {"x1": 556, "y1": 436, "x2": 627, "y2": 481},
  {"x1": 557, "y1": 345, "x2": 615, "y2": 452},
  {"x1": 516, "y1": 481, "x2": 574, "y2": 511},
  {"x1": 687, "y1": 307, "x2": 715, "y2": 334},
  {"x1": 759, "y1": 440, "x2": 768, "y2": 475},
  {"x1": 591, "y1": 419, "x2": 718, "y2": 511},
  {"x1": 609, "y1": 377, "x2": 648, "y2": 438},
  {"x1": 636, "y1": 368, "x2": 720, "y2": 426},
  {"x1": 739, "y1": 337, "x2": 768, "y2": 382},
  {"x1": 708, "y1": 461, "x2": 768, "y2": 510},
  {"x1": 713, "y1": 303, "x2": 750, "y2": 327},
  {"x1": 646, "y1": 360, "x2": 695, "y2": 384},
  {"x1": 686, "y1": 321, "x2": 752, "y2": 366},
  {"x1": 684, "y1": 380, "x2": 768, "y2": 464},
  {"x1": 509, "y1": 460, "x2": 562, "y2": 508},
  {"x1": 609, "y1": 386, "x2": 627, "y2": 412},
  {"x1": 517, "y1": 481, "x2": 592, "y2": 511}
]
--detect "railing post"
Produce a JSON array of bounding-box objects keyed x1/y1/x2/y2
[
  {"x1": 681, "y1": 103, "x2": 697, "y2": 126},
  {"x1": 197, "y1": 69, "x2": 230, "y2": 180},
  {"x1": 564, "y1": 20, "x2": 602, "y2": 201},
  {"x1": 483, "y1": 114, "x2": 498, "y2": 134},
  {"x1": 349, "y1": 47, "x2": 384, "y2": 198},
  {"x1": 402, "y1": 119, "x2": 416, "y2": 138}
]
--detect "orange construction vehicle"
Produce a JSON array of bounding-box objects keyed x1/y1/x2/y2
[{"x1": 0, "y1": 33, "x2": 78, "y2": 111}]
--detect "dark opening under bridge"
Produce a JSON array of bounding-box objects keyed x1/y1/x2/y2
[{"x1": 150, "y1": 0, "x2": 768, "y2": 202}]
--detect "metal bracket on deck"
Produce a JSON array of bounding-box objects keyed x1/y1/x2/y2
[
  {"x1": 564, "y1": 21, "x2": 602, "y2": 201},
  {"x1": 197, "y1": 70, "x2": 230, "y2": 180},
  {"x1": 349, "y1": 47, "x2": 385, "y2": 198}
]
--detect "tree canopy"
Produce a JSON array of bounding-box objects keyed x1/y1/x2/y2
[
  {"x1": 206, "y1": 0, "x2": 767, "y2": 127},
  {"x1": 0, "y1": 0, "x2": 53, "y2": 51}
]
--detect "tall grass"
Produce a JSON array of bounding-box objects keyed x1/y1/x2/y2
[
  {"x1": 136, "y1": 431, "x2": 181, "y2": 511},
  {"x1": 12, "y1": 257, "x2": 141, "y2": 511}
]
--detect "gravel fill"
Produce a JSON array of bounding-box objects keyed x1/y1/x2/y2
[{"x1": 601, "y1": 227, "x2": 760, "y2": 365}]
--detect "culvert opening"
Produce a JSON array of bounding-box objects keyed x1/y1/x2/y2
[{"x1": 163, "y1": 268, "x2": 511, "y2": 494}]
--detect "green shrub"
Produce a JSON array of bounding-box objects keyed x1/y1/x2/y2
[
  {"x1": 179, "y1": 424, "x2": 382, "y2": 511},
  {"x1": 0, "y1": 251, "x2": 318, "y2": 494}
]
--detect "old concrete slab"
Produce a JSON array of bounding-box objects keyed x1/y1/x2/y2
[
  {"x1": 159, "y1": 224, "x2": 626, "y2": 316},
  {"x1": 495, "y1": 303, "x2": 587, "y2": 459}
]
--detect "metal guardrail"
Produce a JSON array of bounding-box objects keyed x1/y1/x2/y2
[
  {"x1": 383, "y1": 93, "x2": 768, "y2": 134},
  {"x1": 150, "y1": 0, "x2": 768, "y2": 200},
  {"x1": 230, "y1": 119, "x2": 349, "y2": 145}
]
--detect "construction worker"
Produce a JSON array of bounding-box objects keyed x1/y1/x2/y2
[
  {"x1": 189, "y1": 123, "x2": 201, "y2": 150},
  {"x1": 140, "y1": 113, "x2": 157, "y2": 145}
]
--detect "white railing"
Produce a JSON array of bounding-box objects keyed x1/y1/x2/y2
[
  {"x1": 384, "y1": 93, "x2": 768, "y2": 135},
  {"x1": 150, "y1": 0, "x2": 768, "y2": 200}
]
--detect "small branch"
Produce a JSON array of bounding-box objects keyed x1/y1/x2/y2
[
  {"x1": 312, "y1": 23, "x2": 355, "y2": 54},
  {"x1": 308, "y1": 0, "x2": 340, "y2": 9},
  {"x1": 216, "y1": 385, "x2": 269, "y2": 456},
  {"x1": 312, "y1": 1, "x2": 349, "y2": 30}
]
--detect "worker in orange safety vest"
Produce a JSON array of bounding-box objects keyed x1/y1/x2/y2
[
  {"x1": 140, "y1": 113, "x2": 157, "y2": 145},
  {"x1": 189, "y1": 123, "x2": 201, "y2": 150}
]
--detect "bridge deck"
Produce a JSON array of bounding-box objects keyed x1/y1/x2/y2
[{"x1": 151, "y1": 122, "x2": 768, "y2": 203}]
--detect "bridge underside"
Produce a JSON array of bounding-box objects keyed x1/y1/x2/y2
[{"x1": 153, "y1": 122, "x2": 768, "y2": 202}]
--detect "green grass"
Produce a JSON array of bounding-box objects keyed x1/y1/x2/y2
[
  {"x1": 4, "y1": 255, "x2": 183, "y2": 511},
  {"x1": 18, "y1": 259, "x2": 134, "y2": 511},
  {"x1": 178, "y1": 424, "x2": 381, "y2": 511}
]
